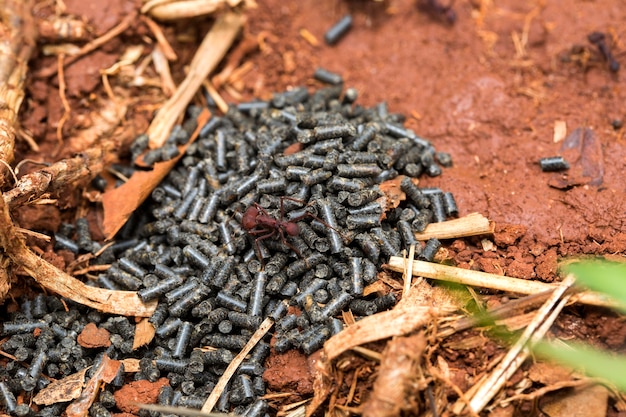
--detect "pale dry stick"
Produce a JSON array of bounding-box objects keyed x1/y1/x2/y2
[
  {"x1": 35, "y1": 10, "x2": 138, "y2": 78},
  {"x1": 386, "y1": 258, "x2": 618, "y2": 308},
  {"x1": 143, "y1": 0, "x2": 240, "y2": 21},
  {"x1": 403, "y1": 243, "x2": 417, "y2": 296},
  {"x1": 141, "y1": 15, "x2": 177, "y2": 61},
  {"x1": 151, "y1": 45, "x2": 177, "y2": 97},
  {"x1": 414, "y1": 212, "x2": 493, "y2": 240},
  {"x1": 201, "y1": 317, "x2": 274, "y2": 413},
  {"x1": 147, "y1": 12, "x2": 244, "y2": 148},
  {"x1": 0, "y1": 0, "x2": 37, "y2": 185},
  {"x1": 0, "y1": 193, "x2": 156, "y2": 315},
  {"x1": 458, "y1": 275, "x2": 575, "y2": 414},
  {"x1": 136, "y1": 403, "x2": 237, "y2": 417}
]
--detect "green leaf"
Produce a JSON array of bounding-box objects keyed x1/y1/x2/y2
[
  {"x1": 566, "y1": 261, "x2": 626, "y2": 313},
  {"x1": 533, "y1": 339, "x2": 626, "y2": 391}
]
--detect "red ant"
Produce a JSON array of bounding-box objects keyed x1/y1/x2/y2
[
  {"x1": 241, "y1": 197, "x2": 307, "y2": 260},
  {"x1": 241, "y1": 196, "x2": 340, "y2": 262}
]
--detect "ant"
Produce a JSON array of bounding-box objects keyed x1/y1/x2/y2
[{"x1": 241, "y1": 196, "x2": 338, "y2": 263}]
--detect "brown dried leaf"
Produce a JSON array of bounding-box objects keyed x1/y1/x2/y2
[
  {"x1": 33, "y1": 368, "x2": 88, "y2": 406},
  {"x1": 133, "y1": 318, "x2": 156, "y2": 350},
  {"x1": 66, "y1": 355, "x2": 121, "y2": 417},
  {"x1": 102, "y1": 109, "x2": 210, "y2": 239}
]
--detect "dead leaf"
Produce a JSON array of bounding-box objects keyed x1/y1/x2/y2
[
  {"x1": 133, "y1": 318, "x2": 155, "y2": 350},
  {"x1": 102, "y1": 109, "x2": 210, "y2": 239},
  {"x1": 66, "y1": 354, "x2": 121, "y2": 417},
  {"x1": 33, "y1": 368, "x2": 88, "y2": 406}
]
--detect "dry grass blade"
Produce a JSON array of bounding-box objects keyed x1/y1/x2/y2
[
  {"x1": 201, "y1": 317, "x2": 274, "y2": 413},
  {"x1": 0, "y1": 0, "x2": 37, "y2": 185},
  {"x1": 146, "y1": 11, "x2": 245, "y2": 148},
  {"x1": 457, "y1": 275, "x2": 575, "y2": 414},
  {"x1": 385, "y1": 257, "x2": 618, "y2": 308}
]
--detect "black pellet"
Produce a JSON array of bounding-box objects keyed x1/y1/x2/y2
[
  {"x1": 118, "y1": 257, "x2": 147, "y2": 278},
  {"x1": 213, "y1": 256, "x2": 236, "y2": 287},
  {"x1": 248, "y1": 272, "x2": 267, "y2": 317},
  {"x1": 199, "y1": 193, "x2": 221, "y2": 224},
  {"x1": 31, "y1": 294, "x2": 47, "y2": 318},
  {"x1": 320, "y1": 291, "x2": 353, "y2": 317},
  {"x1": 324, "y1": 14, "x2": 353, "y2": 45},
  {"x1": 174, "y1": 188, "x2": 199, "y2": 219},
  {"x1": 355, "y1": 232, "x2": 380, "y2": 262},
  {"x1": 237, "y1": 100, "x2": 269, "y2": 113},
  {"x1": 293, "y1": 278, "x2": 327, "y2": 305},
  {"x1": 401, "y1": 177, "x2": 430, "y2": 208},
  {"x1": 313, "y1": 67, "x2": 343, "y2": 85},
  {"x1": 218, "y1": 221, "x2": 237, "y2": 255},
  {"x1": 218, "y1": 320, "x2": 233, "y2": 334},
  {"x1": 318, "y1": 198, "x2": 343, "y2": 254},
  {"x1": 204, "y1": 348, "x2": 234, "y2": 365},
  {"x1": 169, "y1": 284, "x2": 210, "y2": 317},
  {"x1": 370, "y1": 228, "x2": 399, "y2": 258},
  {"x1": 75, "y1": 217, "x2": 93, "y2": 252},
  {"x1": 443, "y1": 192, "x2": 458, "y2": 217},
  {"x1": 155, "y1": 318, "x2": 182, "y2": 338},
  {"x1": 349, "y1": 299, "x2": 378, "y2": 316},
  {"x1": 302, "y1": 326, "x2": 331, "y2": 354},
  {"x1": 327, "y1": 176, "x2": 364, "y2": 193},
  {"x1": 172, "y1": 322, "x2": 192, "y2": 358},
  {"x1": 337, "y1": 163, "x2": 382, "y2": 178},
  {"x1": 0, "y1": 381, "x2": 16, "y2": 413},
  {"x1": 539, "y1": 156, "x2": 569, "y2": 172},
  {"x1": 421, "y1": 238, "x2": 441, "y2": 262},
  {"x1": 397, "y1": 220, "x2": 417, "y2": 248},
  {"x1": 349, "y1": 257, "x2": 364, "y2": 296},
  {"x1": 347, "y1": 188, "x2": 381, "y2": 207},
  {"x1": 203, "y1": 334, "x2": 247, "y2": 350},
  {"x1": 374, "y1": 292, "x2": 397, "y2": 311},
  {"x1": 346, "y1": 213, "x2": 381, "y2": 229},
  {"x1": 164, "y1": 278, "x2": 198, "y2": 304},
  {"x1": 429, "y1": 192, "x2": 446, "y2": 223},
  {"x1": 54, "y1": 233, "x2": 79, "y2": 253},
  {"x1": 301, "y1": 168, "x2": 332, "y2": 185},
  {"x1": 2, "y1": 321, "x2": 46, "y2": 336},
  {"x1": 216, "y1": 291, "x2": 247, "y2": 312},
  {"x1": 239, "y1": 374, "x2": 255, "y2": 403},
  {"x1": 256, "y1": 177, "x2": 287, "y2": 194}
]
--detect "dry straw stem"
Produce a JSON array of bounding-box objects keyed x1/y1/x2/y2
[
  {"x1": 201, "y1": 317, "x2": 274, "y2": 413},
  {"x1": 0, "y1": 0, "x2": 37, "y2": 185},
  {"x1": 3, "y1": 148, "x2": 106, "y2": 209},
  {"x1": 456, "y1": 275, "x2": 575, "y2": 414},
  {"x1": 142, "y1": 0, "x2": 242, "y2": 21},
  {"x1": 415, "y1": 212, "x2": 493, "y2": 240},
  {"x1": 0, "y1": 193, "x2": 156, "y2": 315},
  {"x1": 385, "y1": 258, "x2": 618, "y2": 309},
  {"x1": 146, "y1": 11, "x2": 245, "y2": 148}
]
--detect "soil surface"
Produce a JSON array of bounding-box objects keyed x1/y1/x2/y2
[{"x1": 9, "y1": 0, "x2": 626, "y2": 415}]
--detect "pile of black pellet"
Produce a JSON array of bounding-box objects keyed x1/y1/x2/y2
[{"x1": 1, "y1": 73, "x2": 459, "y2": 417}]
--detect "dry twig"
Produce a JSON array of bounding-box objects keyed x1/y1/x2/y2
[
  {"x1": 385, "y1": 258, "x2": 618, "y2": 308},
  {"x1": 201, "y1": 317, "x2": 274, "y2": 413}
]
